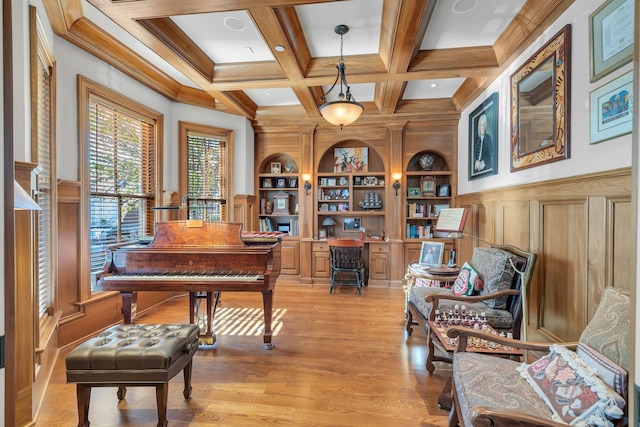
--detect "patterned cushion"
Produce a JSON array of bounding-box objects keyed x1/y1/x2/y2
[
  {"x1": 517, "y1": 344, "x2": 625, "y2": 426},
  {"x1": 579, "y1": 287, "x2": 630, "y2": 372},
  {"x1": 452, "y1": 262, "x2": 482, "y2": 296},
  {"x1": 452, "y1": 352, "x2": 554, "y2": 427},
  {"x1": 409, "y1": 286, "x2": 514, "y2": 330},
  {"x1": 577, "y1": 343, "x2": 627, "y2": 398},
  {"x1": 472, "y1": 247, "x2": 518, "y2": 309}
]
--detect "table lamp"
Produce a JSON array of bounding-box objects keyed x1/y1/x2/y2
[{"x1": 322, "y1": 216, "x2": 336, "y2": 237}]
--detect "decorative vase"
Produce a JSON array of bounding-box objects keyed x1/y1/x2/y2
[{"x1": 419, "y1": 154, "x2": 435, "y2": 170}]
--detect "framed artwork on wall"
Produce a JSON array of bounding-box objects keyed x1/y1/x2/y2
[
  {"x1": 468, "y1": 92, "x2": 498, "y2": 180},
  {"x1": 590, "y1": 70, "x2": 633, "y2": 143},
  {"x1": 343, "y1": 217, "x2": 362, "y2": 232},
  {"x1": 589, "y1": 0, "x2": 634, "y2": 82},
  {"x1": 333, "y1": 147, "x2": 368, "y2": 173}
]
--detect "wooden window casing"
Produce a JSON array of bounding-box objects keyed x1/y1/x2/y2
[
  {"x1": 178, "y1": 122, "x2": 234, "y2": 222},
  {"x1": 78, "y1": 76, "x2": 163, "y2": 295}
]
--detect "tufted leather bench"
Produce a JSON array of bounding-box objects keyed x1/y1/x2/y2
[{"x1": 66, "y1": 324, "x2": 199, "y2": 427}]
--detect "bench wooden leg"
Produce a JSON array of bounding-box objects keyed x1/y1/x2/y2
[
  {"x1": 183, "y1": 360, "x2": 193, "y2": 398},
  {"x1": 76, "y1": 384, "x2": 91, "y2": 427},
  {"x1": 155, "y1": 383, "x2": 169, "y2": 427}
]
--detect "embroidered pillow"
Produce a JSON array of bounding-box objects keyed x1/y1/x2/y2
[
  {"x1": 517, "y1": 344, "x2": 625, "y2": 426},
  {"x1": 452, "y1": 262, "x2": 482, "y2": 296},
  {"x1": 577, "y1": 343, "x2": 628, "y2": 399}
]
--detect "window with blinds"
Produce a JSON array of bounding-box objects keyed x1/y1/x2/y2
[
  {"x1": 36, "y1": 44, "x2": 53, "y2": 319},
  {"x1": 88, "y1": 97, "x2": 156, "y2": 277},
  {"x1": 185, "y1": 131, "x2": 227, "y2": 221}
]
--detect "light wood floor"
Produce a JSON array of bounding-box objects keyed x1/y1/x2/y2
[{"x1": 35, "y1": 282, "x2": 452, "y2": 426}]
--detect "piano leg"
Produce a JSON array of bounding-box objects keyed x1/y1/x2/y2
[
  {"x1": 189, "y1": 292, "x2": 217, "y2": 345},
  {"x1": 262, "y1": 290, "x2": 275, "y2": 350},
  {"x1": 121, "y1": 291, "x2": 137, "y2": 324}
]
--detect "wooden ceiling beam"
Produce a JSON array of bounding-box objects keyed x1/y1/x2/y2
[{"x1": 137, "y1": 17, "x2": 215, "y2": 82}]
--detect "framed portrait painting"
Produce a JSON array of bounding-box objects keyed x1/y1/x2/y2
[
  {"x1": 590, "y1": 70, "x2": 633, "y2": 143},
  {"x1": 468, "y1": 92, "x2": 498, "y2": 180}
]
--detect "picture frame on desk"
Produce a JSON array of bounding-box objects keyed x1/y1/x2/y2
[
  {"x1": 271, "y1": 162, "x2": 281, "y2": 174},
  {"x1": 343, "y1": 217, "x2": 361, "y2": 232},
  {"x1": 419, "y1": 241, "x2": 444, "y2": 267},
  {"x1": 318, "y1": 229, "x2": 327, "y2": 239}
]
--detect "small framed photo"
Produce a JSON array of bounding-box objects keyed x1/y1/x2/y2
[
  {"x1": 289, "y1": 178, "x2": 298, "y2": 188},
  {"x1": 276, "y1": 178, "x2": 286, "y2": 188},
  {"x1": 419, "y1": 241, "x2": 444, "y2": 267},
  {"x1": 407, "y1": 187, "x2": 421, "y2": 197},
  {"x1": 437, "y1": 184, "x2": 451, "y2": 197},
  {"x1": 434, "y1": 204, "x2": 450, "y2": 217},
  {"x1": 421, "y1": 176, "x2": 436, "y2": 196},
  {"x1": 589, "y1": 0, "x2": 634, "y2": 82},
  {"x1": 343, "y1": 217, "x2": 361, "y2": 232},
  {"x1": 590, "y1": 70, "x2": 633, "y2": 143},
  {"x1": 262, "y1": 178, "x2": 273, "y2": 188},
  {"x1": 271, "y1": 162, "x2": 281, "y2": 174},
  {"x1": 318, "y1": 229, "x2": 327, "y2": 239},
  {"x1": 364, "y1": 176, "x2": 378, "y2": 186}
]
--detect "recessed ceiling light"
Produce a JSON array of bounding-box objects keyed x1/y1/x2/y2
[
  {"x1": 452, "y1": 0, "x2": 478, "y2": 14},
  {"x1": 275, "y1": 45, "x2": 285, "y2": 52},
  {"x1": 430, "y1": 83, "x2": 438, "y2": 88},
  {"x1": 223, "y1": 16, "x2": 246, "y2": 31},
  {"x1": 266, "y1": 92, "x2": 272, "y2": 96}
]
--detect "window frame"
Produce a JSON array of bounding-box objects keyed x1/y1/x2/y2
[
  {"x1": 78, "y1": 76, "x2": 163, "y2": 298},
  {"x1": 178, "y1": 121, "x2": 234, "y2": 221}
]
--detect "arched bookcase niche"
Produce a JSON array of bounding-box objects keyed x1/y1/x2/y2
[
  {"x1": 257, "y1": 154, "x2": 300, "y2": 235},
  {"x1": 314, "y1": 140, "x2": 387, "y2": 239},
  {"x1": 403, "y1": 150, "x2": 453, "y2": 240}
]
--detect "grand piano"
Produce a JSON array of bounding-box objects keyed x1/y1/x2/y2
[{"x1": 96, "y1": 220, "x2": 282, "y2": 349}]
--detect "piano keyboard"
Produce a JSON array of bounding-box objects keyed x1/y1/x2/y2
[{"x1": 102, "y1": 272, "x2": 262, "y2": 282}]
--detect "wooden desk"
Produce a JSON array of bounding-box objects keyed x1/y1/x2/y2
[{"x1": 426, "y1": 321, "x2": 522, "y2": 373}]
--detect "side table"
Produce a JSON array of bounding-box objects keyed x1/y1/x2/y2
[{"x1": 403, "y1": 263, "x2": 459, "y2": 319}]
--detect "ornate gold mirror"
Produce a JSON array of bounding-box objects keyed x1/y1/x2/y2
[{"x1": 510, "y1": 25, "x2": 571, "y2": 171}]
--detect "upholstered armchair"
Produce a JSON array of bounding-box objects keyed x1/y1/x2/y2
[
  {"x1": 447, "y1": 286, "x2": 630, "y2": 427},
  {"x1": 405, "y1": 244, "x2": 536, "y2": 373}
]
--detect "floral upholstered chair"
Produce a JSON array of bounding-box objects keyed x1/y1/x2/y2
[{"x1": 447, "y1": 286, "x2": 630, "y2": 427}]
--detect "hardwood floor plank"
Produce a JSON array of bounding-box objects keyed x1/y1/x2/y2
[{"x1": 35, "y1": 283, "x2": 451, "y2": 426}]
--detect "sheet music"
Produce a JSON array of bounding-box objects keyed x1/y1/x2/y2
[{"x1": 435, "y1": 208, "x2": 467, "y2": 232}]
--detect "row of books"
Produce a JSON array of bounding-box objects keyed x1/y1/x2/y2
[
  {"x1": 406, "y1": 224, "x2": 432, "y2": 239},
  {"x1": 259, "y1": 217, "x2": 299, "y2": 236},
  {"x1": 408, "y1": 202, "x2": 450, "y2": 218}
]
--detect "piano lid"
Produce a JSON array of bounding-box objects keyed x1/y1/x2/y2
[{"x1": 149, "y1": 220, "x2": 246, "y2": 247}]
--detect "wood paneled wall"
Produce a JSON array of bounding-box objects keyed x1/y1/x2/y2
[{"x1": 456, "y1": 168, "x2": 632, "y2": 343}]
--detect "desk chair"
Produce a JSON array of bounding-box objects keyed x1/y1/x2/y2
[{"x1": 328, "y1": 237, "x2": 366, "y2": 294}]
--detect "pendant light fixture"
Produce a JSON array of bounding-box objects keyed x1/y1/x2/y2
[{"x1": 319, "y1": 25, "x2": 364, "y2": 129}]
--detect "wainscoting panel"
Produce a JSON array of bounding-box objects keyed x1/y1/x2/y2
[{"x1": 456, "y1": 168, "x2": 632, "y2": 345}]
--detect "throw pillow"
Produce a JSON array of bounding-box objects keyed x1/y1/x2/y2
[
  {"x1": 471, "y1": 248, "x2": 519, "y2": 309},
  {"x1": 452, "y1": 262, "x2": 482, "y2": 296},
  {"x1": 517, "y1": 344, "x2": 625, "y2": 426},
  {"x1": 577, "y1": 343, "x2": 628, "y2": 398}
]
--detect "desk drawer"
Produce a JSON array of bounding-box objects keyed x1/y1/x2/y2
[
  {"x1": 368, "y1": 243, "x2": 389, "y2": 253},
  {"x1": 312, "y1": 242, "x2": 329, "y2": 252}
]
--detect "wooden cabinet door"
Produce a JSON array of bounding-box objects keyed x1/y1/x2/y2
[
  {"x1": 312, "y1": 242, "x2": 330, "y2": 278},
  {"x1": 280, "y1": 239, "x2": 300, "y2": 275},
  {"x1": 368, "y1": 243, "x2": 389, "y2": 280}
]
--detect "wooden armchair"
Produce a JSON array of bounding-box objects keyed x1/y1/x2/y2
[
  {"x1": 447, "y1": 286, "x2": 630, "y2": 427},
  {"x1": 406, "y1": 244, "x2": 536, "y2": 373}
]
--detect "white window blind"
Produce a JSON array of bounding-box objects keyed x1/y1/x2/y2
[
  {"x1": 186, "y1": 132, "x2": 227, "y2": 221},
  {"x1": 88, "y1": 97, "x2": 156, "y2": 276},
  {"x1": 36, "y1": 57, "x2": 52, "y2": 318}
]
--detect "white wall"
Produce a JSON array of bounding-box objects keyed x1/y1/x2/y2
[
  {"x1": 54, "y1": 38, "x2": 254, "y2": 195},
  {"x1": 458, "y1": 0, "x2": 632, "y2": 195}
]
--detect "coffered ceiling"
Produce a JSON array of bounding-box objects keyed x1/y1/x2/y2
[{"x1": 42, "y1": 0, "x2": 573, "y2": 126}]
